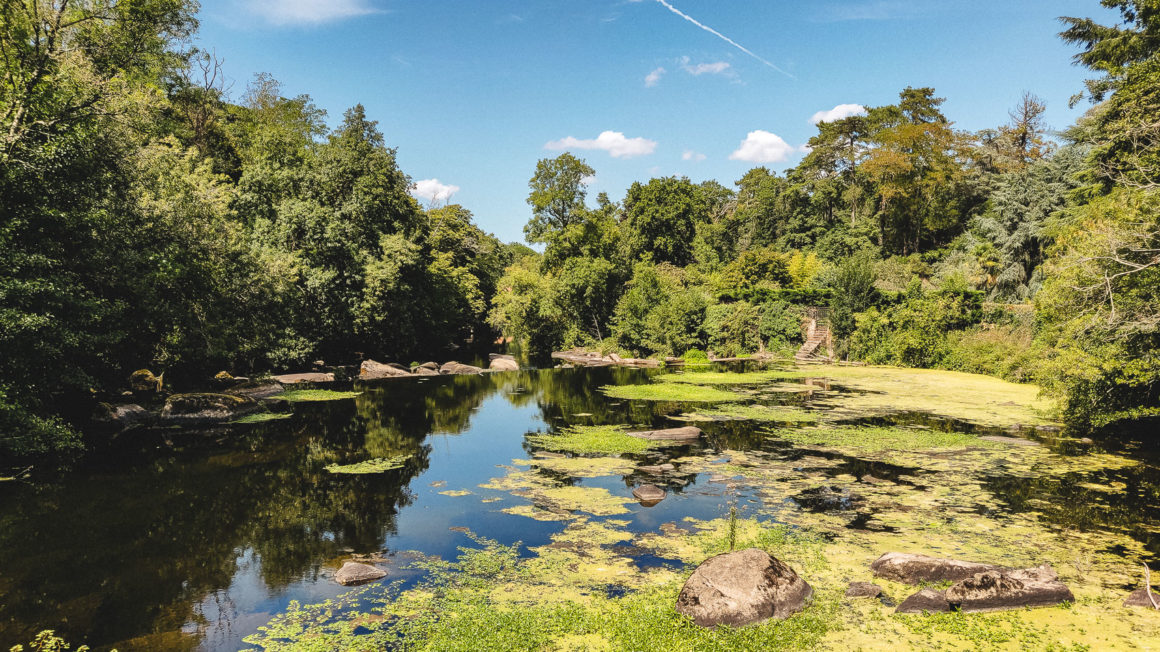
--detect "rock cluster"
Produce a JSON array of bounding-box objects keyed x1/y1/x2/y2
[
  {"x1": 872, "y1": 553, "x2": 1074, "y2": 614},
  {"x1": 551, "y1": 350, "x2": 662, "y2": 368}
]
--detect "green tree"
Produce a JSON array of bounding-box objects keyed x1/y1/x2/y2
[
  {"x1": 525, "y1": 153, "x2": 595, "y2": 244},
  {"x1": 622, "y1": 176, "x2": 710, "y2": 265}
]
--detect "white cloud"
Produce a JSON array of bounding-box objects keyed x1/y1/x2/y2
[
  {"x1": 682, "y1": 149, "x2": 706, "y2": 162},
  {"x1": 410, "y1": 178, "x2": 460, "y2": 204},
  {"x1": 809, "y1": 103, "x2": 867, "y2": 124},
  {"x1": 245, "y1": 0, "x2": 380, "y2": 25},
  {"x1": 729, "y1": 130, "x2": 796, "y2": 163},
  {"x1": 545, "y1": 131, "x2": 657, "y2": 159},
  {"x1": 680, "y1": 57, "x2": 731, "y2": 76},
  {"x1": 644, "y1": 67, "x2": 666, "y2": 87},
  {"x1": 581, "y1": 174, "x2": 597, "y2": 186}
]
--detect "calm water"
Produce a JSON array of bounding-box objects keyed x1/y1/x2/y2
[{"x1": 0, "y1": 365, "x2": 1157, "y2": 650}]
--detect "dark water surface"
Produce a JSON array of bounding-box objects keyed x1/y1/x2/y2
[{"x1": 0, "y1": 365, "x2": 1157, "y2": 650}]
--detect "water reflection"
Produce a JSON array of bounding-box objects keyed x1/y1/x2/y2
[{"x1": 0, "y1": 365, "x2": 1157, "y2": 650}]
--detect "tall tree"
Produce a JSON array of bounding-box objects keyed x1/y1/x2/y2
[{"x1": 525, "y1": 153, "x2": 595, "y2": 243}]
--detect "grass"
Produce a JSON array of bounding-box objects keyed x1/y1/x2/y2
[
  {"x1": 661, "y1": 370, "x2": 809, "y2": 385},
  {"x1": 324, "y1": 454, "x2": 411, "y2": 474},
  {"x1": 679, "y1": 404, "x2": 819, "y2": 423},
  {"x1": 600, "y1": 383, "x2": 744, "y2": 403},
  {"x1": 526, "y1": 426, "x2": 660, "y2": 455},
  {"x1": 280, "y1": 389, "x2": 362, "y2": 402},
  {"x1": 231, "y1": 411, "x2": 291, "y2": 424},
  {"x1": 766, "y1": 425, "x2": 1000, "y2": 453}
]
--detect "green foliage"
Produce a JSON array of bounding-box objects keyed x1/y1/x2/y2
[
  {"x1": 1035, "y1": 188, "x2": 1160, "y2": 427},
  {"x1": 525, "y1": 153, "x2": 595, "y2": 244},
  {"x1": 622, "y1": 177, "x2": 710, "y2": 266},
  {"x1": 759, "y1": 301, "x2": 804, "y2": 350},
  {"x1": 610, "y1": 263, "x2": 708, "y2": 356},
  {"x1": 826, "y1": 251, "x2": 880, "y2": 338},
  {"x1": 680, "y1": 349, "x2": 711, "y2": 365},
  {"x1": 704, "y1": 302, "x2": 762, "y2": 357},
  {"x1": 8, "y1": 630, "x2": 90, "y2": 652},
  {"x1": 849, "y1": 283, "x2": 984, "y2": 367}
]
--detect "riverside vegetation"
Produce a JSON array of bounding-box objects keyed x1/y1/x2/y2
[
  {"x1": 1, "y1": 0, "x2": 1159, "y2": 650},
  {"x1": 1, "y1": 0, "x2": 1158, "y2": 463}
]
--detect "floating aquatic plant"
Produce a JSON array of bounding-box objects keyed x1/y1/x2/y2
[
  {"x1": 526, "y1": 426, "x2": 659, "y2": 455},
  {"x1": 280, "y1": 389, "x2": 362, "y2": 402},
  {"x1": 324, "y1": 455, "x2": 411, "y2": 474}
]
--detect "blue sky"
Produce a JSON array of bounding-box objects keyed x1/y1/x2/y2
[{"x1": 195, "y1": 0, "x2": 1117, "y2": 243}]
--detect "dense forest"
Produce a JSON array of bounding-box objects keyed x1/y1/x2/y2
[{"x1": 1, "y1": 0, "x2": 1157, "y2": 461}]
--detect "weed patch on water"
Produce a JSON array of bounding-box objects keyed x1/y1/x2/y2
[
  {"x1": 808, "y1": 365, "x2": 1057, "y2": 428},
  {"x1": 676, "y1": 404, "x2": 819, "y2": 424},
  {"x1": 600, "y1": 383, "x2": 743, "y2": 403},
  {"x1": 526, "y1": 426, "x2": 659, "y2": 455},
  {"x1": 516, "y1": 455, "x2": 638, "y2": 478},
  {"x1": 661, "y1": 370, "x2": 809, "y2": 385},
  {"x1": 231, "y1": 411, "x2": 290, "y2": 424},
  {"x1": 245, "y1": 531, "x2": 840, "y2": 652},
  {"x1": 765, "y1": 425, "x2": 1000, "y2": 454},
  {"x1": 325, "y1": 455, "x2": 411, "y2": 474},
  {"x1": 280, "y1": 389, "x2": 362, "y2": 402}
]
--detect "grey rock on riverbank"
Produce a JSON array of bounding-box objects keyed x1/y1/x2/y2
[{"x1": 676, "y1": 548, "x2": 812, "y2": 628}]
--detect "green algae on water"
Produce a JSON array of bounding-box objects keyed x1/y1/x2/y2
[
  {"x1": 231, "y1": 411, "x2": 291, "y2": 424},
  {"x1": 599, "y1": 382, "x2": 744, "y2": 403},
  {"x1": 661, "y1": 370, "x2": 810, "y2": 385},
  {"x1": 676, "y1": 404, "x2": 819, "y2": 423},
  {"x1": 526, "y1": 426, "x2": 658, "y2": 455},
  {"x1": 766, "y1": 425, "x2": 1001, "y2": 453},
  {"x1": 325, "y1": 454, "x2": 411, "y2": 474},
  {"x1": 280, "y1": 389, "x2": 362, "y2": 402}
]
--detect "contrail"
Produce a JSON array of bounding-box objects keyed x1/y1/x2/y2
[{"x1": 653, "y1": 0, "x2": 794, "y2": 79}]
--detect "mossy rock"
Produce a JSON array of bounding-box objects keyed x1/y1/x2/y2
[
  {"x1": 161, "y1": 393, "x2": 258, "y2": 423},
  {"x1": 128, "y1": 369, "x2": 159, "y2": 391}
]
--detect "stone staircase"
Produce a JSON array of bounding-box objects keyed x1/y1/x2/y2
[{"x1": 795, "y1": 307, "x2": 833, "y2": 362}]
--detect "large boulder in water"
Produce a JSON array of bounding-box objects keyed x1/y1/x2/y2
[
  {"x1": 335, "y1": 561, "x2": 387, "y2": 586},
  {"x1": 360, "y1": 359, "x2": 411, "y2": 379},
  {"x1": 272, "y1": 372, "x2": 334, "y2": 384},
  {"x1": 412, "y1": 366, "x2": 440, "y2": 376},
  {"x1": 489, "y1": 356, "x2": 519, "y2": 371},
  {"x1": 896, "y1": 565, "x2": 1073, "y2": 614},
  {"x1": 94, "y1": 403, "x2": 151, "y2": 428},
  {"x1": 161, "y1": 393, "x2": 258, "y2": 423},
  {"x1": 896, "y1": 588, "x2": 952, "y2": 614},
  {"x1": 226, "y1": 381, "x2": 285, "y2": 400},
  {"x1": 632, "y1": 484, "x2": 666, "y2": 505},
  {"x1": 871, "y1": 552, "x2": 999, "y2": 584},
  {"x1": 945, "y1": 565, "x2": 1073, "y2": 612},
  {"x1": 440, "y1": 361, "x2": 484, "y2": 375},
  {"x1": 675, "y1": 548, "x2": 812, "y2": 628}
]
